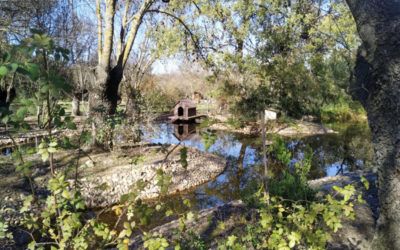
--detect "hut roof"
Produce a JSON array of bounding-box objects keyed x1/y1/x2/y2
[{"x1": 175, "y1": 99, "x2": 196, "y2": 108}]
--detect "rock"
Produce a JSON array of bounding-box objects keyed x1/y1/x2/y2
[
  {"x1": 78, "y1": 147, "x2": 226, "y2": 207},
  {"x1": 274, "y1": 121, "x2": 336, "y2": 136},
  {"x1": 301, "y1": 115, "x2": 319, "y2": 122}
]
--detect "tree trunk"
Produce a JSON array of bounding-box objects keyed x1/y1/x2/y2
[
  {"x1": 89, "y1": 64, "x2": 123, "y2": 146},
  {"x1": 345, "y1": 1, "x2": 400, "y2": 249},
  {"x1": 72, "y1": 94, "x2": 81, "y2": 116},
  {"x1": 0, "y1": 86, "x2": 15, "y2": 110},
  {"x1": 89, "y1": 64, "x2": 123, "y2": 117}
]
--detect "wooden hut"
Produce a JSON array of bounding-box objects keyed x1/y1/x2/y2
[{"x1": 170, "y1": 99, "x2": 197, "y2": 122}]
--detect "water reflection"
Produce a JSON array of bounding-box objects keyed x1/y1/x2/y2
[
  {"x1": 173, "y1": 123, "x2": 197, "y2": 141},
  {"x1": 299, "y1": 122, "x2": 373, "y2": 178},
  {"x1": 1, "y1": 147, "x2": 13, "y2": 156},
  {"x1": 144, "y1": 123, "x2": 258, "y2": 162},
  {"x1": 142, "y1": 122, "x2": 372, "y2": 209}
]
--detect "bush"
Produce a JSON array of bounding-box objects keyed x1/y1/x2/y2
[
  {"x1": 220, "y1": 184, "x2": 360, "y2": 250},
  {"x1": 320, "y1": 100, "x2": 366, "y2": 123},
  {"x1": 219, "y1": 136, "x2": 366, "y2": 250},
  {"x1": 268, "y1": 138, "x2": 315, "y2": 202},
  {"x1": 268, "y1": 171, "x2": 316, "y2": 202}
]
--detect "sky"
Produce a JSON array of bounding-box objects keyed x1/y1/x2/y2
[{"x1": 151, "y1": 58, "x2": 181, "y2": 75}]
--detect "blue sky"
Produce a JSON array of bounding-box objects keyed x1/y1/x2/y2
[{"x1": 152, "y1": 58, "x2": 181, "y2": 74}]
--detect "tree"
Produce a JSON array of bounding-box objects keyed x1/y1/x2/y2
[
  {"x1": 0, "y1": 0, "x2": 96, "y2": 120},
  {"x1": 91, "y1": 0, "x2": 205, "y2": 144},
  {"x1": 207, "y1": 0, "x2": 359, "y2": 119},
  {"x1": 70, "y1": 65, "x2": 94, "y2": 116},
  {"x1": 91, "y1": 0, "x2": 178, "y2": 115},
  {"x1": 345, "y1": 1, "x2": 400, "y2": 249}
]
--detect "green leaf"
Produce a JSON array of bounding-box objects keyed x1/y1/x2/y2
[
  {"x1": 28, "y1": 241, "x2": 36, "y2": 250},
  {"x1": 120, "y1": 194, "x2": 129, "y2": 203},
  {"x1": 0, "y1": 66, "x2": 8, "y2": 76},
  {"x1": 66, "y1": 121, "x2": 77, "y2": 130},
  {"x1": 59, "y1": 108, "x2": 65, "y2": 116},
  {"x1": 41, "y1": 151, "x2": 49, "y2": 162},
  {"x1": 24, "y1": 63, "x2": 39, "y2": 80},
  {"x1": 1, "y1": 115, "x2": 9, "y2": 124},
  {"x1": 226, "y1": 235, "x2": 237, "y2": 247},
  {"x1": 288, "y1": 232, "x2": 301, "y2": 248},
  {"x1": 361, "y1": 176, "x2": 370, "y2": 190},
  {"x1": 47, "y1": 147, "x2": 57, "y2": 153},
  {"x1": 9, "y1": 63, "x2": 18, "y2": 73},
  {"x1": 260, "y1": 212, "x2": 273, "y2": 229},
  {"x1": 61, "y1": 190, "x2": 70, "y2": 199},
  {"x1": 40, "y1": 84, "x2": 50, "y2": 94},
  {"x1": 183, "y1": 199, "x2": 191, "y2": 208},
  {"x1": 179, "y1": 147, "x2": 188, "y2": 169},
  {"x1": 165, "y1": 210, "x2": 173, "y2": 216},
  {"x1": 186, "y1": 212, "x2": 194, "y2": 221},
  {"x1": 15, "y1": 107, "x2": 28, "y2": 121}
]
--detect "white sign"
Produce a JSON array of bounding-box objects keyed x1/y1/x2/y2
[{"x1": 265, "y1": 109, "x2": 277, "y2": 120}]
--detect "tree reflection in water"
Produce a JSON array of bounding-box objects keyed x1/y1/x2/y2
[{"x1": 141, "y1": 122, "x2": 372, "y2": 211}]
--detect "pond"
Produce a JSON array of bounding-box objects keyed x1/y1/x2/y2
[
  {"x1": 139, "y1": 121, "x2": 373, "y2": 211},
  {"x1": 1, "y1": 121, "x2": 372, "y2": 231}
]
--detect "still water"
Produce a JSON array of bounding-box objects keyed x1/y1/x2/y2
[
  {"x1": 141, "y1": 122, "x2": 373, "y2": 210},
  {"x1": 1, "y1": 121, "x2": 372, "y2": 211}
]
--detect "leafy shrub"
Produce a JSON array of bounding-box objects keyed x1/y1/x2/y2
[
  {"x1": 0, "y1": 209, "x2": 12, "y2": 241},
  {"x1": 219, "y1": 137, "x2": 366, "y2": 249},
  {"x1": 268, "y1": 171, "x2": 316, "y2": 202},
  {"x1": 268, "y1": 138, "x2": 315, "y2": 202},
  {"x1": 270, "y1": 137, "x2": 292, "y2": 166},
  {"x1": 200, "y1": 131, "x2": 217, "y2": 151},
  {"x1": 220, "y1": 185, "x2": 360, "y2": 249},
  {"x1": 232, "y1": 84, "x2": 274, "y2": 121},
  {"x1": 321, "y1": 100, "x2": 366, "y2": 123}
]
